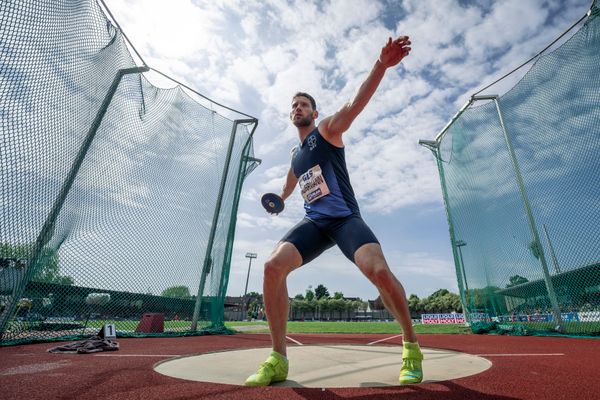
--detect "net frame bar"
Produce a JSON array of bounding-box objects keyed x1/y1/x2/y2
[
  {"x1": 0, "y1": 66, "x2": 149, "y2": 338},
  {"x1": 488, "y1": 95, "x2": 564, "y2": 331},
  {"x1": 433, "y1": 151, "x2": 471, "y2": 321},
  {"x1": 0, "y1": 0, "x2": 261, "y2": 344},
  {"x1": 420, "y1": 94, "x2": 567, "y2": 331},
  {"x1": 214, "y1": 133, "x2": 261, "y2": 324},
  {"x1": 190, "y1": 118, "x2": 258, "y2": 330},
  {"x1": 419, "y1": 2, "x2": 599, "y2": 331}
]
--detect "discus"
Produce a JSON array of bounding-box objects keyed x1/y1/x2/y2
[{"x1": 261, "y1": 193, "x2": 284, "y2": 214}]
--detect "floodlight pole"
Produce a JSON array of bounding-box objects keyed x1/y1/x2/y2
[
  {"x1": 473, "y1": 95, "x2": 564, "y2": 331},
  {"x1": 242, "y1": 252, "x2": 257, "y2": 321}
]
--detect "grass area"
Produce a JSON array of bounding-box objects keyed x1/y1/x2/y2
[
  {"x1": 80, "y1": 320, "x2": 196, "y2": 330},
  {"x1": 76, "y1": 320, "x2": 470, "y2": 334},
  {"x1": 225, "y1": 321, "x2": 471, "y2": 334},
  {"x1": 24, "y1": 319, "x2": 598, "y2": 336},
  {"x1": 11, "y1": 318, "x2": 599, "y2": 338}
]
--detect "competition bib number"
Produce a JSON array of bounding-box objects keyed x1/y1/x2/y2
[{"x1": 299, "y1": 164, "x2": 330, "y2": 203}]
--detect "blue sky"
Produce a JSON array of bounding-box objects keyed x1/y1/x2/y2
[{"x1": 105, "y1": 0, "x2": 592, "y2": 300}]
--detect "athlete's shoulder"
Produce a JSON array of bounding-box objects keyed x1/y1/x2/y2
[
  {"x1": 290, "y1": 145, "x2": 299, "y2": 159},
  {"x1": 312, "y1": 126, "x2": 323, "y2": 139},
  {"x1": 315, "y1": 124, "x2": 344, "y2": 149}
]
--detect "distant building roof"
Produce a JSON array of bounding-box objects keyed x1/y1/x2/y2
[{"x1": 497, "y1": 262, "x2": 600, "y2": 298}]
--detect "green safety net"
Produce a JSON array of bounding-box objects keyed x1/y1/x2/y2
[
  {"x1": 0, "y1": 0, "x2": 259, "y2": 345},
  {"x1": 425, "y1": 4, "x2": 600, "y2": 336}
]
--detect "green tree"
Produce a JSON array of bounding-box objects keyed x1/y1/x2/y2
[
  {"x1": 248, "y1": 299, "x2": 258, "y2": 317},
  {"x1": 330, "y1": 298, "x2": 346, "y2": 319},
  {"x1": 244, "y1": 292, "x2": 263, "y2": 312},
  {"x1": 305, "y1": 287, "x2": 315, "y2": 301},
  {"x1": 417, "y1": 290, "x2": 463, "y2": 314},
  {"x1": 317, "y1": 297, "x2": 330, "y2": 318},
  {"x1": 420, "y1": 298, "x2": 429, "y2": 313},
  {"x1": 430, "y1": 289, "x2": 450, "y2": 299},
  {"x1": 353, "y1": 300, "x2": 367, "y2": 313},
  {"x1": 315, "y1": 284, "x2": 330, "y2": 300},
  {"x1": 246, "y1": 291, "x2": 262, "y2": 302},
  {"x1": 408, "y1": 294, "x2": 420, "y2": 314},
  {"x1": 161, "y1": 285, "x2": 191, "y2": 298},
  {"x1": 297, "y1": 299, "x2": 313, "y2": 313},
  {"x1": 294, "y1": 293, "x2": 304, "y2": 300},
  {"x1": 0, "y1": 242, "x2": 74, "y2": 285},
  {"x1": 333, "y1": 291, "x2": 344, "y2": 299}
]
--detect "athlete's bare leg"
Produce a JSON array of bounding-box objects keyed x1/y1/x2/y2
[
  {"x1": 354, "y1": 243, "x2": 417, "y2": 343},
  {"x1": 262, "y1": 241, "x2": 303, "y2": 356}
]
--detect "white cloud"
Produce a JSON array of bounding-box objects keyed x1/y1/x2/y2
[
  {"x1": 464, "y1": 0, "x2": 548, "y2": 61},
  {"x1": 101, "y1": 0, "x2": 592, "y2": 300}
]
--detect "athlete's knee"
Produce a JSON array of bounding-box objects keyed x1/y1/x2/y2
[
  {"x1": 358, "y1": 255, "x2": 396, "y2": 288},
  {"x1": 264, "y1": 256, "x2": 292, "y2": 282},
  {"x1": 365, "y1": 265, "x2": 393, "y2": 287}
]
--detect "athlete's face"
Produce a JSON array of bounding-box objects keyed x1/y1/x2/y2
[{"x1": 291, "y1": 96, "x2": 317, "y2": 127}]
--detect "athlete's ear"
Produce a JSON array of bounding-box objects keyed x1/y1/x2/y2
[{"x1": 313, "y1": 110, "x2": 318, "y2": 119}]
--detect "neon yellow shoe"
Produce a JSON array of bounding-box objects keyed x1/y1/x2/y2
[
  {"x1": 244, "y1": 351, "x2": 289, "y2": 386},
  {"x1": 399, "y1": 342, "x2": 423, "y2": 385}
]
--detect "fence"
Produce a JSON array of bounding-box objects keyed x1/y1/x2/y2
[
  {"x1": 420, "y1": 3, "x2": 600, "y2": 336},
  {"x1": 0, "y1": 0, "x2": 259, "y2": 345}
]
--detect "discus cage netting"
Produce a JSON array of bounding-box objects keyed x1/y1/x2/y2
[
  {"x1": 421, "y1": 2, "x2": 599, "y2": 336},
  {"x1": 0, "y1": 0, "x2": 260, "y2": 345}
]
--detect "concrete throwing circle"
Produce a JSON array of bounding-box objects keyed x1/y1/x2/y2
[{"x1": 154, "y1": 345, "x2": 492, "y2": 388}]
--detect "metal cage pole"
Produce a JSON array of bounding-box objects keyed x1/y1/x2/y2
[
  {"x1": 419, "y1": 138, "x2": 471, "y2": 322},
  {"x1": 0, "y1": 66, "x2": 149, "y2": 338},
  {"x1": 437, "y1": 152, "x2": 471, "y2": 321},
  {"x1": 473, "y1": 94, "x2": 564, "y2": 331},
  {"x1": 191, "y1": 118, "x2": 258, "y2": 331},
  {"x1": 214, "y1": 122, "x2": 260, "y2": 324}
]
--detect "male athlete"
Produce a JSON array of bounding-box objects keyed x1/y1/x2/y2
[{"x1": 245, "y1": 36, "x2": 423, "y2": 386}]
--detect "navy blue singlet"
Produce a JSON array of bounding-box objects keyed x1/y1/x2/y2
[{"x1": 291, "y1": 128, "x2": 360, "y2": 219}]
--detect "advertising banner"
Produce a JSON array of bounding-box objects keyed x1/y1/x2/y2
[{"x1": 421, "y1": 313, "x2": 465, "y2": 324}]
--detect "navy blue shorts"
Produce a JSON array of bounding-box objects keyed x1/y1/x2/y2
[{"x1": 280, "y1": 214, "x2": 379, "y2": 265}]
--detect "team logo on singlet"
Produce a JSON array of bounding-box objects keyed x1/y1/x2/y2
[
  {"x1": 299, "y1": 164, "x2": 330, "y2": 203},
  {"x1": 307, "y1": 135, "x2": 317, "y2": 150}
]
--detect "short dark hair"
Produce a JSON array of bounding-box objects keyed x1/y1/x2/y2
[{"x1": 293, "y1": 92, "x2": 316, "y2": 110}]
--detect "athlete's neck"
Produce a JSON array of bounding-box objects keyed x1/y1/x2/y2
[{"x1": 297, "y1": 122, "x2": 316, "y2": 144}]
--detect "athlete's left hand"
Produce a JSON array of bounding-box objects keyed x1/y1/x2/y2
[{"x1": 379, "y1": 36, "x2": 411, "y2": 68}]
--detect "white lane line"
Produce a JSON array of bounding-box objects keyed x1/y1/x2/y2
[
  {"x1": 476, "y1": 353, "x2": 565, "y2": 357},
  {"x1": 286, "y1": 336, "x2": 303, "y2": 345},
  {"x1": 367, "y1": 334, "x2": 404, "y2": 345},
  {"x1": 94, "y1": 354, "x2": 181, "y2": 357}
]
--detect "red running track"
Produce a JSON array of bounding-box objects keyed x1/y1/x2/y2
[{"x1": 1, "y1": 333, "x2": 598, "y2": 400}]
